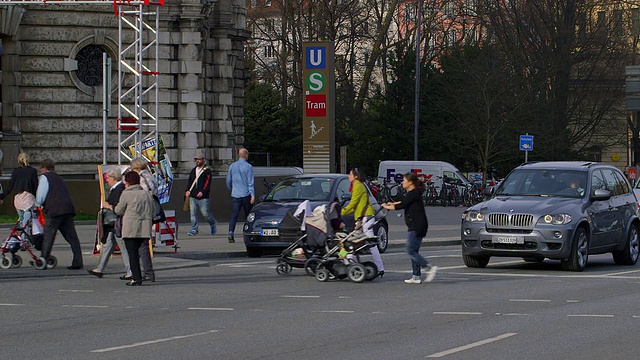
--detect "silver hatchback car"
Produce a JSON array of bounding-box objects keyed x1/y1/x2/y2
[{"x1": 461, "y1": 162, "x2": 640, "y2": 271}]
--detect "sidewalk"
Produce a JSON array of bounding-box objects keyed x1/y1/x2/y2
[{"x1": 0, "y1": 221, "x2": 460, "y2": 279}]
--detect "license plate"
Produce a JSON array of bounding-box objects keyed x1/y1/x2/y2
[
  {"x1": 261, "y1": 229, "x2": 279, "y2": 237},
  {"x1": 492, "y1": 236, "x2": 524, "y2": 244}
]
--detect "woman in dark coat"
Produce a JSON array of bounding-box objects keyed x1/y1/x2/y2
[{"x1": 382, "y1": 172, "x2": 437, "y2": 284}]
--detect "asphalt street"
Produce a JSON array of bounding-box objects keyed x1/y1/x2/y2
[{"x1": 1, "y1": 206, "x2": 639, "y2": 359}]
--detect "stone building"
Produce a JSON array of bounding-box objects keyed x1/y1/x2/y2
[{"x1": 0, "y1": 0, "x2": 249, "y2": 176}]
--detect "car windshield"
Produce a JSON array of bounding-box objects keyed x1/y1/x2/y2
[
  {"x1": 265, "y1": 177, "x2": 333, "y2": 202},
  {"x1": 495, "y1": 169, "x2": 587, "y2": 198}
]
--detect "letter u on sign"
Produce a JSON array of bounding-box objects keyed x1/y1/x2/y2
[{"x1": 306, "y1": 47, "x2": 326, "y2": 69}]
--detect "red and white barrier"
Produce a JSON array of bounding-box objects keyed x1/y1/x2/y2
[{"x1": 153, "y1": 209, "x2": 178, "y2": 247}]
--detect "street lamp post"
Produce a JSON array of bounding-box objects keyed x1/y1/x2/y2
[{"x1": 414, "y1": 0, "x2": 423, "y2": 161}]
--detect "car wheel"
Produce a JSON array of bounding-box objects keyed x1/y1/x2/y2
[
  {"x1": 376, "y1": 223, "x2": 389, "y2": 253},
  {"x1": 463, "y1": 254, "x2": 489, "y2": 268},
  {"x1": 612, "y1": 223, "x2": 640, "y2": 266},
  {"x1": 522, "y1": 256, "x2": 544, "y2": 263},
  {"x1": 246, "y1": 247, "x2": 262, "y2": 258},
  {"x1": 561, "y1": 227, "x2": 589, "y2": 272}
]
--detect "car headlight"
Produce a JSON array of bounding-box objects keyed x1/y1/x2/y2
[
  {"x1": 540, "y1": 214, "x2": 572, "y2": 225},
  {"x1": 247, "y1": 212, "x2": 255, "y2": 223},
  {"x1": 462, "y1": 211, "x2": 485, "y2": 222}
]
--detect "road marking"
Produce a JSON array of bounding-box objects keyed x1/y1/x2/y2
[
  {"x1": 509, "y1": 299, "x2": 551, "y2": 302},
  {"x1": 433, "y1": 312, "x2": 482, "y2": 315},
  {"x1": 496, "y1": 313, "x2": 529, "y2": 316},
  {"x1": 281, "y1": 295, "x2": 320, "y2": 298},
  {"x1": 90, "y1": 330, "x2": 219, "y2": 353},
  {"x1": 0, "y1": 303, "x2": 24, "y2": 306},
  {"x1": 633, "y1": 316, "x2": 640, "y2": 318},
  {"x1": 567, "y1": 314, "x2": 614, "y2": 318},
  {"x1": 426, "y1": 333, "x2": 517, "y2": 358},
  {"x1": 188, "y1": 307, "x2": 234, "y2": 311},
  {"x1": 216, "y1": 261, "x2": 273, "y2": 266},
  {"x1": 59, "y1": 290, "x2": 94, "y2": 293},
  {"x1": 316, "y1": 310, "x2": 354, "y2": 313},
  {"x1": 604, "y1": 269, "x2": 640, "y2": 276},
  {"x1": 63, "y1": 305, "x2": 108, "y2": 308},
  {"x1": 566, "y1": 300, "x2": 581, "y2": 303}
]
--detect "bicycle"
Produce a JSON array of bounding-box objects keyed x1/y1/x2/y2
[
  {"x1": 422, "y1": 181, "x2": 439, "y2": 206},
  {"x1": 438, "y1": 176, "x2": 461, "y2": 207},
  {"x1": 377, "y1": 177, "x2": 406, "y2": 203}
]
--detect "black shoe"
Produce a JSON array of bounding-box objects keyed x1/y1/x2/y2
[
  {"x1": 119, "y1": 275, "x2": 133, "y2": 280},
  {"x1": 228, "y1": 236, "x2": 235, "y2": 243},
  {"x1": 143, "y1": 274, "x2": 155, "y2": 282},
  {"x1": 67, "y1": 265, "x2": 83, "y2": 270},
  {"x1": 88, "y1": 269, "x2": 103, "y2": 278},
  {"x1": 125, "y1": 280, "x2": 142, "y2": 286},
  {"x1": 378, "y1": 270, "x2": 385, "y2": 278}
]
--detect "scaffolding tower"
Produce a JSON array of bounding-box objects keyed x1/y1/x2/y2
[{"x1": 0, "y1": 0, "x2": 163, "y2": 165}]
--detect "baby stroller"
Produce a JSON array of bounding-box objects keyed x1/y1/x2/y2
[
  {"x1": 0, "y1": 208, "x2": 56, "y2": 270},
  {"x1": 275, "y1": 200, "x2": 341, "y2": 276},
  {"x1": 310, "y1": 207, "x2": 385, "y2": 283}
]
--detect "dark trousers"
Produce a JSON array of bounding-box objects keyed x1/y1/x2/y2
[
  {"x1": 124, "y1": 238, "x2": 149, "y2": 282},
  {"x1": 41, "y1": 214, "x2": 83, "y2": 267},
  {"x1": 229, "y1": 195, "x2": 252, "y2": 236}
]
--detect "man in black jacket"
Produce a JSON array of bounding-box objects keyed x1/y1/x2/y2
[
  {"x1": 35, "y1": 159, "x2": 83, "y2": 270},
  {"x1": 185, "y1": 152, "x2": 217, "y2": 236}
]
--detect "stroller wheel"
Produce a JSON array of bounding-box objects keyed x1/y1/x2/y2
[
  {"x1": 348, "y1": 264, "x2": 366, "y2": 283},
  {"x1": 316, "y1": 269, "x2": 330, "y2": 282},
  {"x1": 12, "y1": 255, "x2": 23, "y2": 268},
  {"x1": 276, "y1": 262, "x2": 291, "y2": 275},
  {"x1": 362, "y1": 261, "x2": 378, "y2": 281},
  {"x1": 303, "y1": 258, "x2": 320, "y2": 276},
  {"x1": 32, "y1": 256, "x2": 47, "y2": 270},
  {"x1": 0, "y1": 256, "x2": 12, "y2": 269},
  {"x1": 46, "y1": 255, "x2": 58, "y2": 269}
]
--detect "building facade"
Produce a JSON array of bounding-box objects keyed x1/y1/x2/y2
[{"x1": 0, "y1": 0, "x2": 249, "y2": 176}]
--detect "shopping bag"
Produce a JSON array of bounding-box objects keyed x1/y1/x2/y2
[{"x1": 183, "y1": 195, "x2": 190, "y2": 212}]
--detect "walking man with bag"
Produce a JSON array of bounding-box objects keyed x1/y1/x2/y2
[
  {"x1": 185, "y1": 152, "x2": 217, "y2": 236},
  {"x1": 226, "y1": 148, "x2": 254, "y2": 243}
]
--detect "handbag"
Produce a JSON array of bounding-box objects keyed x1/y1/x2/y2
[
  {"x1": 152, "y1": 194, "x2": 166, "y2": 224},
  {"x1": 102, "y1": 209, "x2": 118, "y2": 226},
  {"x1": 183, "y1": 195, "x2": 190, "y2": 212}
]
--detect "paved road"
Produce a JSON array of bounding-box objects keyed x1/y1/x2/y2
[{"x1": 2, "y1": 243, "x2": 640, "y2": 359}]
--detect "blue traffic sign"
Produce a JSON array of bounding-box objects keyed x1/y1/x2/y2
[{"x1": 520, "y1": 135, "x2": 534, "y2": 151}]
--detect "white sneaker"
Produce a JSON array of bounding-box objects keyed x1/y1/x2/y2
[
  {"x1": 424, "y1": 265, "x2": 438, "y2": 283},
  {"x1": 404, "y1": 276, "x2": 422, "y2": 284}
]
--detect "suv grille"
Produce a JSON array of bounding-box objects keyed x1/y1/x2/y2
[{"x1": 488, "y1": 213, "x2": 534, "y2": 228}]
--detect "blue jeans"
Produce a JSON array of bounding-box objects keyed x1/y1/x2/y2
[
  {"x1": 407, "y1": 231, "x2": 430, "y2": 276},
  {"x1": 189, "y1": 197, "x2": 217, "y2": 232},
  {"x1": 17, "y1": 209, "x2": 32, "y2": 231},
  {"x1": 229, "y1": 196, "x2": 252, "y2": 236}
]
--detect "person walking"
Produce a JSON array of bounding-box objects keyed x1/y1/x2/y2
[
  {"x1": 35, "y1": 159, "x2": 84, "y2": 270},
  {"x1": 88, "y1": 168, "x2": 132, "y2": 279},
  {"x1": 225, "y1": 148, "x2": 254, "y2": 243},
  {"x1": 0, "y1": 153, "x2": 38, "y2": 230},
  {"x1": 130, "y1": 157, "x2": 156, "y2": 282},
  {"x1": 341, "y1": 168, "x2": 385, "y2": 277},
  {"x1": 381, "y1": 172, "x2": 437, "y2": 284},
  {"x1": 114, "y1": 171, "x2": 154, "y2": 286},
  {"x1": 185, "y1": 152, "x2": 217, "y2": 236}
]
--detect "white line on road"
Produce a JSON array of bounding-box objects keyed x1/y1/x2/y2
[
  {"x1": 603, "y1": 269, "x2": 640, "y2": 276},
  {"x1": 433, "y1": 312, "x2": 482, "y2": 315},
  {"x1": 566, "y1": 300, "x2": 581, "y2": 303},
  {"x1": 495, "y1": 313, "x2": 530, "y2": 316},
  {"x1": 59, "y1": 290, "x2": 94, "y2": 293},
  {"x1": 0, "y1": 303, "x2": 24, "y2": 306},
  {"x1": 567, "y1": 314, "x2": 614, "y2": 318},
  {"x1": 281, "y1": 295, "x2": 320, "y2": 298},
  {"x1": 316, "y1": 310, "x2": 354, "y2": 313},
  {"x1": 90, "y1": 330, "x2": 220, "y2": 353},
  {"x1": 426, "y1": 333, "x2": 517, "y2": 358},
  {"x1": 509, "y1": 299, "x2": 551, "y2": 302},
  {"x1": 188, "y1": 307, "x2": 234, "y2": 311},
  {"x1": 63, "y1": 305, "x2": 109, "y2": 308}
]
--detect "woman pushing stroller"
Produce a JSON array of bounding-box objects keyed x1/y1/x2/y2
[{"x1": 341, "y1": 168, "x2": 385, "y2": 278}]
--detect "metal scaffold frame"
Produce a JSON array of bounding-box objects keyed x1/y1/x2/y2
[{"x1": 0, "y1": 0, "x2": 163, "y2": 166}]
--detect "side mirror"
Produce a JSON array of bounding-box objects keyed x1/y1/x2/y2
[
  {"x1": 591, "y1": 188, "x2": 611, "y2": 202},
  {"x1": 484, "y1": 186, "x2": 494, "y2": 197}
]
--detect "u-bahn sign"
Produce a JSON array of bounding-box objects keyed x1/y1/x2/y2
[{"x1": 302, "y1": 42, "x2": 335, "y2": 173}]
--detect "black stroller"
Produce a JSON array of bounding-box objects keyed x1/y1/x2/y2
[{"x1": 275, "y1": 200, "x2": 341, "y2": 276}]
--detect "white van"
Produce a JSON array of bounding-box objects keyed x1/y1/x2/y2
[{"x1": 377, "y1": 161, "x2": 469, "y2": 189}]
